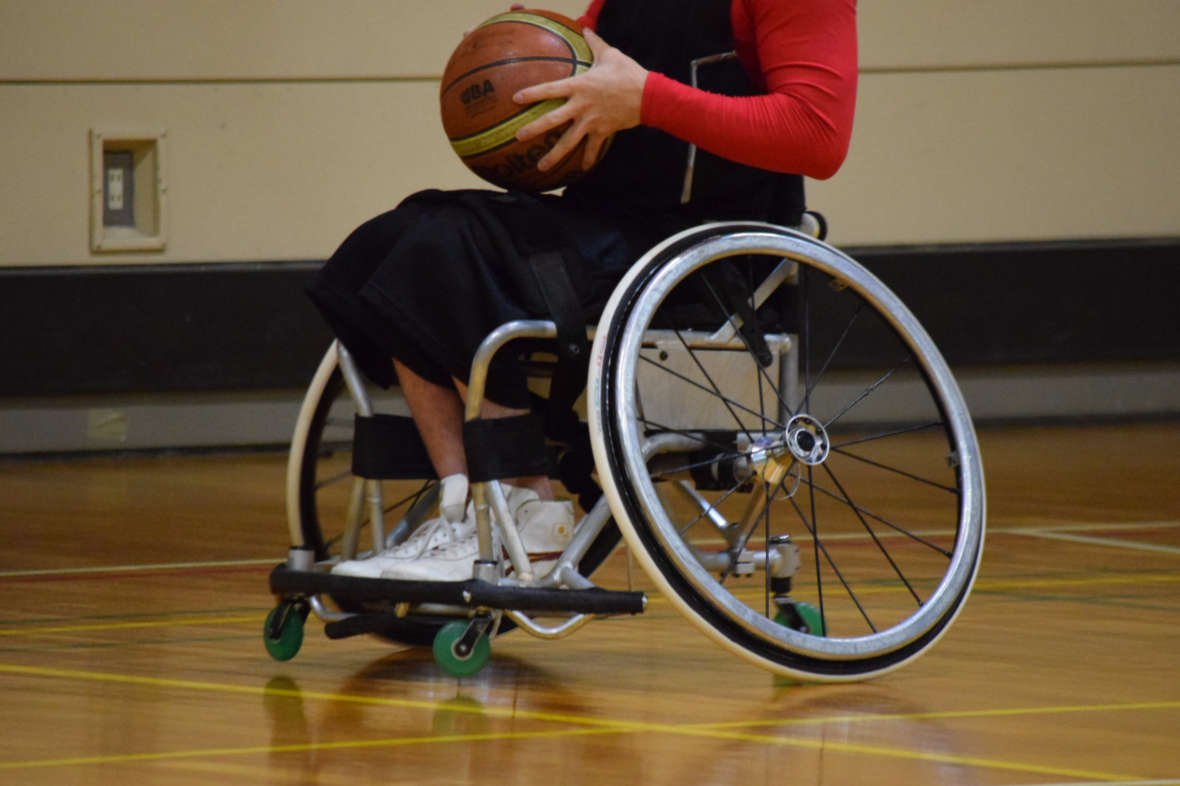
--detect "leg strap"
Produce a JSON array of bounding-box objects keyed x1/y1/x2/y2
[
  {"x1": 462, "y1": 414, "x2": 549, "y2": 482},
  {"x1": 351, "y1": 414, "x2": 436, "y2": 479}
]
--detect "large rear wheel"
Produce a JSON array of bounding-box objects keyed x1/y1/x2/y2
[{"x1": 589, "y1": 224, "x2": 986, "y2": 680}]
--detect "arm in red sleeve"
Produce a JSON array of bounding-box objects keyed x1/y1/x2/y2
[
  {"x1": 641, "y1": 0, "x2": 858, "y2": 179},
  {"x1": 577, "y1": 0, "x2": 605, "y2": 30}
]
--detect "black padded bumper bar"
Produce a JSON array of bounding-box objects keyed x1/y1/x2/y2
[{"x1": 269, "y1": 564, "x2": 647, "y2": 615}]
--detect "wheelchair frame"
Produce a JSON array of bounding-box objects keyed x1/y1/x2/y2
[{"x1": 266, "y1": 219, "x2": 986, "y2": 681}]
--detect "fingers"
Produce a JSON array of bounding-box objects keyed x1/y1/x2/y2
[
  {"x1": 581, "y1": 134, "x2": 607, "y2": 171},
  {"x1": 582, "y1": 27, "x2": 610, "y2": 55},
  {"x1": 513, "y1": 28, "x2": 609, "y2": 104},
  {"x1": 535, "y1": 122, "x2": 586, "y2": 172},
  {"x1": 513, "y1": 76, "x2": 573, "y2": 109},
  {"x1": 509, "y1": 28, "x2": 625, "y2": 172},
  {"x1": 515, "y1": 98, "x2": 574, "y2": 148}
]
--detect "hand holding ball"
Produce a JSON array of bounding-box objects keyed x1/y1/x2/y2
[{"x1": 439, "y1": 10, "x2": 610, "y2": 192}]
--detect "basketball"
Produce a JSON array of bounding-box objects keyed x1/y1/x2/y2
[{"x1": 440, "y1": 9, "x2": 607, "y2": 192}]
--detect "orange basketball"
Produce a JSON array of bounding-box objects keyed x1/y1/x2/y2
[{"x1": 440, "y1": 9, "x2": 607, "y2": 192}]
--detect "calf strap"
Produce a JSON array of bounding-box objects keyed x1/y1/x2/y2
[{"x1": 462, "y1": 413, "x2": 549, "y2": 482}]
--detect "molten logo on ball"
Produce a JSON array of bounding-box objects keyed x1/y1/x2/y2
[{"x1": 472, "y1": 127, "x2": 565, "y2": 186}]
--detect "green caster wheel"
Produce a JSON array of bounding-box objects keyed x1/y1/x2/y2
[
  {"x1": 432, "y1": 620, "x2": 491, "y2": 677},
  {"x1": 775, "y1": 600, "x2": 826, "y2": 636},
  {"x1": 263, "y1": 603, "x2": 306, "y2": 662}
]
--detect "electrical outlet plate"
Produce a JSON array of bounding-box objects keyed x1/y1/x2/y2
[{"x1": 89, "y1": 129, "x2": 168, "y2": 253}]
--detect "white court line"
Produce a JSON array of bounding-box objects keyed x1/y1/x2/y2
[
  {"x1": 1004, "y1": 521, "x2": 1179, "y2": 534},
  {"x1": 0, "y1": 558, "x2": 277, "y2": 579},
  {"x1": 1011, "y1": 530, "x2": 1180, "y2": 555},
  {"x1": 1007, "y1": 521, "x2": 1180, "y2": 555},
  {"x1": 3, "y1": 523, "x2": 1176, "y2": 579}
]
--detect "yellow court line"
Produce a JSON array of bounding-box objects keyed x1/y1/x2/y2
[
  {"x1": 0, "y1": 662, "x2": 1160, "y2": 781},
  {"x1": 0, "y1": 728, "x2": 617, "y2": 771},
  {"x1": 0, "y1": 663, "x2": 645, "y2": 727},
  {"x1": 667, "y1": 725, "x2": 1146, "y2": 783},
  {"x1": 0, "y1": 615, "x2": 259, "y2": 637}
]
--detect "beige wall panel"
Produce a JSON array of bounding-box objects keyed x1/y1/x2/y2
[
  {"x1": 858, "y1": 0, "x2": 1180, "y2": 70},
  {"x1": 0, "y1": 0, "x2": 587, "y2": 81},
  {"x1": 807, "y1": 65, "x2": 1180, "y2": 245},
  {"x1": 0, "y1": 82, "x2": 488, "y2": 266},
  {"x1": 3, "y1": 62, "x2": 1178, "y2": 264},
  {"x1": 1, "y1": 0, "x2": 1176, "y2": 81}
]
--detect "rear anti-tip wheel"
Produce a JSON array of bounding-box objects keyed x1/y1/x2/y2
[
  {"x1": 775, "y1": 600, "x2": 825, "y2": 637},
  {"x1": 263, "y1": 603, "x2": 307, "y2": 662},
  {"x1": 432, "y1": 620, "x2": 492, "y2": 678}
]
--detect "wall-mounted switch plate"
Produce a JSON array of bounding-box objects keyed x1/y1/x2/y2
[{"x1": 90, "y1": 129, "x2": 167, "y2": 253}]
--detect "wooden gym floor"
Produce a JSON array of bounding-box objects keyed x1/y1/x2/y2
[{"x1": 1, "y1": 421, "x2": 1177, "y2": 785}]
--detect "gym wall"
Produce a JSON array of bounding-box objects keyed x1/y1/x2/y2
[{"x1": 1, "y1": 0, "x2": 1177, "y2": 451}]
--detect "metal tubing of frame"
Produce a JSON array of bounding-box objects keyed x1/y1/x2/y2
[
  {"x1": 669, "y1": 480, "x2": 732, "y2": 538},
  {"x1": 488, "y1": 479, "x2": 534, "y2": 580},
  {"x1": 505, "y1": 610, "x2": 592, "y2": 639},
  {"x1": 464, "y1": 321, "x2": 558, "y2": 564},
  {"x1": 463, "y1": 320, "x2": 558, "y2": 421},
  {"x1": 681, "y1": 51, "x2": 737, "y2": 205},
  {"x1": 336, "y1": 342, "x2": 386, "y2": 553},
  {"x1": 706, "y1": 258, "x2": 798, "y2": 345},
  {"x1": 540, "y1": 495, "x2": 615, "y2": 589},
  {"x1": 691, "y1": 546, "x2": 787, "y2": 576},
  {"x1": 463, "y1": 319, "x2": 608, "y2": 568}
]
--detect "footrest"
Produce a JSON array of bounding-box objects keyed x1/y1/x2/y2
[{"x1": 269, "y1": 564, "x2": 647, "y2": 615}]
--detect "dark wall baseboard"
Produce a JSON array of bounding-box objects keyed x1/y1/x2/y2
[
  {"x1": 3, "y1": 237, "x2": 1178, "y2": 398},
  {"x1": 3, "y1": 261, "x2": 332, "y2": 397}
]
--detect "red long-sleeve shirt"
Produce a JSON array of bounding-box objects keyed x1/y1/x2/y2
[{"x1": 579, "y1": 0, "x2": 857, "y2": 180}]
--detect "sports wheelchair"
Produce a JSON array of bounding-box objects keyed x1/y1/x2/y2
[{"x1": 265, "y1": 216, "x2": 986, "y2": 682}]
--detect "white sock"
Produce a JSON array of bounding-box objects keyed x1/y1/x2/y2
[{"x1": 438, "y1": 473, "x2": 469, "y2": 523}]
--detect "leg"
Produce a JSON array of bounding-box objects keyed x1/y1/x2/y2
[
  {"x1": 394, "y1": 359, "x2": 466, "y2": 479},
  {"x1": 396, "y1": 359, "x2": 554, "y2": 501},
  {"x1": 452, "y1": 377, "x2": 554, "y2": 501}
]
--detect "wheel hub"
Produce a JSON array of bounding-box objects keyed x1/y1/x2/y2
[{"x1": 785, "y1": 414, "x2": 830, "y2": 466}]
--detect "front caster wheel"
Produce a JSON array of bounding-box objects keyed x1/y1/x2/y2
[
  {"x1": 432, "y1": 620, "x2": 492, "y2": 677},
  {"x1": 264, "y1": 602, "x2": 308, "y2": 662}
]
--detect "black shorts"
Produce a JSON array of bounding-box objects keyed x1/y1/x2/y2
[{"x1": 308, "y1": 189, "x2": 694, "y2": 408}]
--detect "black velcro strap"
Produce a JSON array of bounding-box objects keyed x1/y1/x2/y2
[
  {"x1": 463, "y1": 414, "x2": 549, "y2": 482},
  {"x1": 351, "y1": 414, "x2": 436, "y2": 480},
  {"x1": 527, "y1": 251, "x2": 590, "y2": 434}
]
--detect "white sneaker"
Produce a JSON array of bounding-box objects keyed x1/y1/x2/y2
[
  {"x1": 331, "y1": 474, "x2": 472, "y2": 579},
  {"x1": 381, "y1": 485, "x2": 575, "y2": 582},
  {"x1": 511, "y1": 494, "x2": 575, "y2": 578}
]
